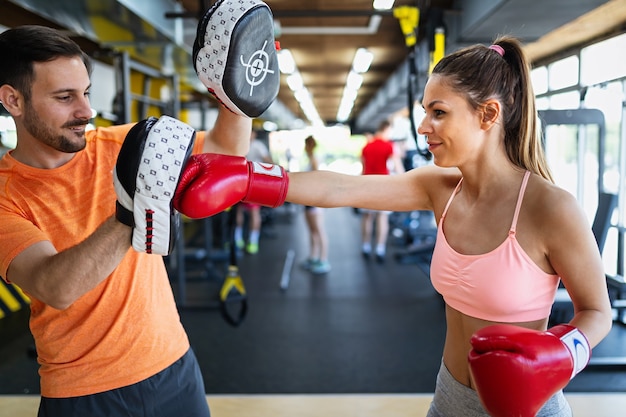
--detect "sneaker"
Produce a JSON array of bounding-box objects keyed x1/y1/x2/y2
[
  {"x1": 375, "y1": 251, "x2": 386, "y2": 264},
  {"x1": 235, "y1": 239, "x2": 245, "y2": 250},
  {"x1": 246, "y1": 242, "x2": 259, "y2": 254},
  {"x1": 310, "y1": 260, "x2": 331, "y2": 274},
  {"x1": 300, "y1": 258, "x2": 317, "y2": 270}
]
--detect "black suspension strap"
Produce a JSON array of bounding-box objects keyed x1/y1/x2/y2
[
  {"x1": 219, "y1": 205, "x2": 248, "y2": 327},
  {"x1": 393, "y1": 5, "x2": 431, "y2": 160}
]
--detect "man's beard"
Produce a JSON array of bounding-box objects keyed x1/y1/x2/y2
[{"x1": 23, "y1": 102, "x2": 88, "y2": 153}]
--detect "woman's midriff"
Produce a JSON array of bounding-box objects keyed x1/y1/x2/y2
[{"x1": 442, "y1": 304, "x2": 549, "y2": 389}]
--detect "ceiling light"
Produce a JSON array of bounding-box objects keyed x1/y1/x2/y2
[
  {"x1": 295, "y1": 90, "x2": 323, "y2": 126},
  {"x1": 352, "y1": 48, "x2": 374, "y2": 73},
  {"x1": 342, "y1": 88, "x2": 358, "y2": 103},
  {"x1": 337, "y1": 97, "x2": 354, "y2": 122},
  {"x1": 277, "y1": 48, "x2": 321, "y2": 126},
  {"x1": 346, "y1": 71, "x2": 364, "y2": 91},
  {"x1": 277, "y1": 49, "x2": 296, "y2": 74},
  {"x1": 337, "y1": 86, "x2": 359, "y2": 122},
  {"x1": 286, "y1": 72, "x2": 304, "y2": 91},
  {"x1": 336, "y1": 48, "x2": 372, "y2": 122},
  {"x1": 294, "y1": 88, "x2": 311, "y2": 103},
  {"x1": 373, "y1": 0, "x2": 395, "y2": 10}
]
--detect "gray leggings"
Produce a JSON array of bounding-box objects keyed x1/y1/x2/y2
[{"x1": 427, "y1": 362, "x2": 572, "y2": 417}]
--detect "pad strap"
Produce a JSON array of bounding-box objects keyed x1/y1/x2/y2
[{"x1": 116, "y1": 201, "x2": 135, "y2": 227}]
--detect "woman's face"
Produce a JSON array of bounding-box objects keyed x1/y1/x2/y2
[{"x1": 418, "y1": 75, "x2": 484, "y2": 168}]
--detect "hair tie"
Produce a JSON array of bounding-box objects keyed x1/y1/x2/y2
[{"x1": 489, "y1": 44, "x2": 505, "y2": 57}]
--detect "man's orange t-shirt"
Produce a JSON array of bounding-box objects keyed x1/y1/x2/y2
[{"x1": 0, "y1": 124, "x2": 204, "y2": 398}]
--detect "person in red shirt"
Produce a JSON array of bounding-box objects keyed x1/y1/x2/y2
[{"x1": 360, "y1": 120, "x2": 405, "y2": 262}]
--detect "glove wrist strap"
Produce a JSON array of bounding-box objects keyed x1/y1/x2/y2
[
  {"x1": 116, "y1": 201, "x2": 135, "y2": 227},
  {"x1": 244, "y1": 161, "x2": 289, "y2": 207},
  {"x1": 548, "y1": 324, "x2": 591, "y2": 379}
]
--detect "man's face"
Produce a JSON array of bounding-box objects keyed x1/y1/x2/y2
[{"x1": 23, "y1": 56, "x2": 92, "y2": 153}]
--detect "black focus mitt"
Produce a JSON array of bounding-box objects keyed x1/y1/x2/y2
[
  {"x1": 193, "y1": 0, "x2": 280, "y2": 117},
  {"x1": 113, "y1": 116, "x2": 195, "y2": 255}
]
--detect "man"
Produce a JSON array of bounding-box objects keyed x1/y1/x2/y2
[
  {"x1": 0, "y1": 1, "x2": 278, "y2": 415},
  {"x1": 360, "y1": 120, "x2": 405, "y2": 262},
  {"x1": 234, "y1": 130, "x2": 274, "y2": 254}
]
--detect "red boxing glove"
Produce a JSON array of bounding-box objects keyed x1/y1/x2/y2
[
  {"x1": 173, "y1": 153, "x2": 289, "y2": 219},
  {"x1": 468, "y1": 324, "x2": 590, "y2": 417}
]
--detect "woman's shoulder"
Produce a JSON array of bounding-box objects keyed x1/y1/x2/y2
[
  {"x1": 524, "y1": 173, "x2": 584, "y2": 224},
  {"x1": 406, "y1": 165, "x2": 461, "y2": 214},
  {"x1": 413, "y1": 165, "x2": 462, "y2": 190},
  {"x1": 526, "y1": 174, "x2": 577, "y2": 206}
]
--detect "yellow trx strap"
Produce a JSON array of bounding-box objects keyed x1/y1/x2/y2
[
  {"x1": 393, "y1": 6, "x2": 420, "y2": 48},
  {"x1": 220, "y1": 265, "x2": 247, "y2": 302},
  {"x1": 393, "y1": 5, "x2": 431, "y2": 160},
  {"x1": 430, "y1": 27, "x2": 445, "y2": 74},
  {"x1": 220, "y1": 207, "x2": 248, "y2": 327},
  {"x1": 220, "y1": 263, "x2": 248, "y2": 327}
]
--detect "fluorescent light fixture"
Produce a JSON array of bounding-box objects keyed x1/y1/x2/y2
[
  {"x1": 277, "y1": 48, "x2": 321, "y2": 126},
  {"x1": 286, "y1": 72, "x2": 304, "y2": 91},
  {"x1": 352, "y1": 48, "x2": 374, "y2": 73},
  {"x1": 338, "y1": 48, "x2": 371, "y2": 121},
  {"x1": 336, "y1": 86, "x2": 359, "y2": 122},
  {"x1": 342, "y1": 88, "x2": 358, "y2": 102},
  {"x1": 337, "y1": 97, "x2": 354, "y2": 122},
  {"x1": 297, "y1": 92, "x2": 323, "y2": 126},
  {"x1": 336, "y1": 48, "x2": 372, "y2": 121},
  {"x1": 278, "y1": 49, "x2": 296, "y2": 74},
  {"x1": 373, "y1": 0, "x2": 395, "y2": 10},
  {"x1": 294, "y1": 88, "x2": 311, "y2": 103},
  {"x1": 346, "y1": 71, "x2": 364, "y2": 91}
]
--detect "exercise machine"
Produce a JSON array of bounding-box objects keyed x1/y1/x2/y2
[{"x1": 541, "y1": 108, "x2": 626, "y2": 366}]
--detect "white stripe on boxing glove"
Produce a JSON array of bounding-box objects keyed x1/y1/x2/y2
[{"x1": 548, "y1": 324, "x2": 591, "y2": 379}]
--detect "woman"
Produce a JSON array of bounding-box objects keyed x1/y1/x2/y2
[
  {"x1": 285, "y1": 36, "x2": 612, "y2": 416},
  {"x1": 300, "y1": 135, "x2": 331, "y2": 274}
]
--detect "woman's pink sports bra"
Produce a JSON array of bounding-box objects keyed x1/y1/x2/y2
[{"x1": 430, "y1": 171, "x2": 560, "y2": 322}]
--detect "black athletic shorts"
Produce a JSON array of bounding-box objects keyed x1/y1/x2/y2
[{"x1": 38, "y1": 348, "x2": 210, "y2": 417}]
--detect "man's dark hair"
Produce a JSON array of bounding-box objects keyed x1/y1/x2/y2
[
  {"x1": 377, "y1": 119, "x2": 391, "y2": 132},
  {"x1": 0, "y1": 25, "x2": 92, "y2": 100}
]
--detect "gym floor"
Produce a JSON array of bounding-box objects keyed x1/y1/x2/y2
[{"x1": 1, "y1": 205, "x2": 626, "y2": 415}]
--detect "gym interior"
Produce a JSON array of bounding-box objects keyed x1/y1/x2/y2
[{"x1": 2, "y1": 1, "x2": 626, "y2": 416}]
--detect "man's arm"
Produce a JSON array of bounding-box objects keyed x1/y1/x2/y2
[
  {"x1": 202, "y1": 105, "x2": 253, "y2": 156},
  {"x1": 7, "y1": 216, "x2": 131, "y2": 310}
]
